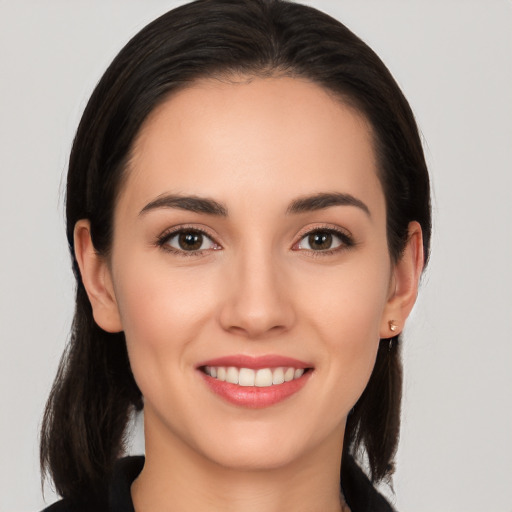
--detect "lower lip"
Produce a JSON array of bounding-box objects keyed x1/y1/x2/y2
[{"x1": 200, "y1": 371, "x2": 312, "y2": 409}]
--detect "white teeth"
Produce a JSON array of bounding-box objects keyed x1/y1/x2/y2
[
  {"x1": 255, "y1": 368, "x2": 273, "y2": 387},
  {"x1": 284, "y1": 367, "x2": 295, "y2": 382},
  {"x1": 204, "y1": 365, "x2": 307, "y2": 387},
  {"x1": 272, "y1": 367, "x2": 285, "y2": 385},
  {"x1": 226, "y1": 366, "x2": 239, "y2": 384},
  {"x1": 238, "y1": 368, "x2": 255, "y2": 386},
  {"x1": 217, "y1": 367, "x2": 226, "y2": 381}
]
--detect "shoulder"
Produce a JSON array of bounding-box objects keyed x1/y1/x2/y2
[
  {"x1": 40, "y1": 501, "x2": 69, "y2": 512},
  {"x1": 39, "y1": 456, "x2": 144, "y2": 512},
  {"x1": 40, "y1": 499, "x2": 107, "y2": 512},
  {"x1": 342, "y1": 455, "x2": 396, "y2": 512}
]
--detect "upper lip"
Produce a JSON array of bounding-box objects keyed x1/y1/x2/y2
[{"x1": 196, "y1": 354, "x2": 312, "y2": 370}]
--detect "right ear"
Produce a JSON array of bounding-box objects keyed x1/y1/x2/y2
[{"x1": 74, "y1": 220, "x2": 123, "y2": 333}]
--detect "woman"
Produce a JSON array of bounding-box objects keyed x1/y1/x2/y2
[{"x1": 40, "y1": 0, "x2": 431, "y2": 510}]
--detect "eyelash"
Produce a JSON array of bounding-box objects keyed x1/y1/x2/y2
[
  {"x1": 155, "y1": 225, "x2": 355, "y2": 257},
  {"x1": 293, "y1": 226, "x2": 355, "y2": 257},
  {"x1": 156, "y1": 226, "x2": 220, "y2": 257}
]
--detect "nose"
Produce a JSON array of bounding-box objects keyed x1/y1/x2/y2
[{"x1": 218, "y1": 248, "x2": 296, "y2": 339}]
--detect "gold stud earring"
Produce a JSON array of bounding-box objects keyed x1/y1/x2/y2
[{"x1": 388, "y1": 320, "x2": 398, "y2": 332}]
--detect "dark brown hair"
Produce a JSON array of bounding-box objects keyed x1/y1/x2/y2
[{"x1": 41, "y1": 0, "x2": 431, "y2": 502}]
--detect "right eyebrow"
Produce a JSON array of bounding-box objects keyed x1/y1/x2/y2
[
  {"x1": 139, "y1": 194, "x2": 228, "y2": 217},
  {"x1": 286, "y1": 192, "x2": 371, "y2": 217}
]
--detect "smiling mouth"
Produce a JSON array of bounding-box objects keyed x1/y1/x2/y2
[{"x1": 201, "y1": 366, "x2": 310, "y2": 387}]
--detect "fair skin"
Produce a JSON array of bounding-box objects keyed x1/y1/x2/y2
[{"x1": 75, "y1": 77, "x2": 423, "y2": 512}]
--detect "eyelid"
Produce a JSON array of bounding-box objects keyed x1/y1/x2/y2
[
  {"x1": 156, "y1": 224, "x2": 222, "y2": 255},
  {"x1": 292, "y1": 224, "x2": 355, "y2": 253},
  {"x1": 154, "y1": 222, "x2": 354, "y2": 256}
]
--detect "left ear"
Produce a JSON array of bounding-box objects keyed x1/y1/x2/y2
[{"x1": 380, "y1": 221, "x2": 424, "y2": 338}]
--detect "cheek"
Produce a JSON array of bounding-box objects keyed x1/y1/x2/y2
[
  {"x1": 111, "y1": 256, "x2": 220, "y2": 386},
  {"x1": 299, "y1": 254, "x2": 391, "y2": 397},
  {"x1": 114, "y1": 252, "x2": 216, "y2": 328},
  {"x1": 302, "y1": 255, "x2": 390, "y2": 333}
]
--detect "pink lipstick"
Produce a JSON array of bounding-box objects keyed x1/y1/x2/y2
[{"x1": 197, "y1": 355, "x2": 313, "y2": 408}]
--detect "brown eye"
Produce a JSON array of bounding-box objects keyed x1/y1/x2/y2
[
  {"x1": 163, "y1": 229, "x2": 219, "y2": 253},
  {"x1": 178, "y1": 232, "x2": 204, "y2": 251},
  {"x1": 308, "y1": 232, "x2": 333, "y2": 250},
  {"x1": 296, "y1": 229, "x2": 351, "y2": 252}
]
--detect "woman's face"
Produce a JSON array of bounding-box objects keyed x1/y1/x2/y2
[{"x1": 106, "y1": 77, "x2": 397, "y2": 470}]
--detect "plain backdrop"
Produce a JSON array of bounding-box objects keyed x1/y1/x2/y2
[{"x1": 1, "y1": 1, "x2": 511, "y2": 511}]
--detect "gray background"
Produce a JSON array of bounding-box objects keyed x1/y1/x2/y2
[{"x1": 1, "y1": 1, "x2": 511, "y2": 510}]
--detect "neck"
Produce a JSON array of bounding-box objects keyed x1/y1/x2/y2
[{"x1": 131, "y1": 413, "x2": 347, "y2": 512}]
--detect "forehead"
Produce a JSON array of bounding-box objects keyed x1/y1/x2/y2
[{"x1": 120, "y1": 76, "x2": 384, "y2": 219}]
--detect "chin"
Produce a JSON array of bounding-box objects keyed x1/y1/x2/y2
[
  {"x1": 191, "y1": 417, "x2": 334, "y2": 473},
  {"x1": 202, "y1": 439, "x2": 304, "y2": 472}
]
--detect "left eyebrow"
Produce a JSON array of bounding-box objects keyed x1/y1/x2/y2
[
  {"x1": 139, "y1": 194, "x2": 228, "y2": 216},
  {"x1": 286, "y1": 192, "x2": 371, "y2": 217}
]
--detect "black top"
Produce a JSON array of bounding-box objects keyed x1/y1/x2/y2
[{"x1": 42, "y1": 456, "x2": 395, "y2": 512}]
